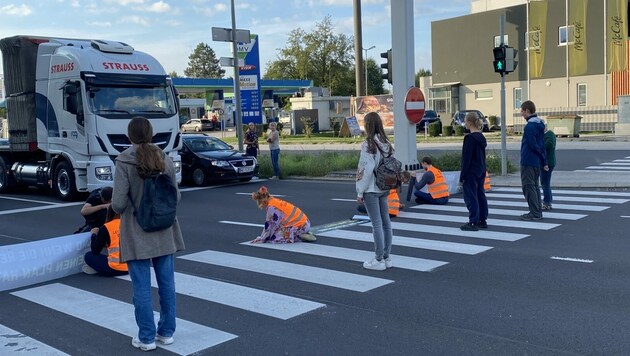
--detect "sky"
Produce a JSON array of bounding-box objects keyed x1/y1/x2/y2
[{"x1": 0, "y1": 0, "x2": 470, "y2": 78}]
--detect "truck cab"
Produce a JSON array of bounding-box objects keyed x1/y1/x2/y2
[{"x1": 0, "y1": 36, "x2": 182, "y2": 200}]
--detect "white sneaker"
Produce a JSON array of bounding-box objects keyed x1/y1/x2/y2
[
  {"x1": 384, "y1": 257, "x2": 393, "y2": 269},
  {"x1": 363, "y1": 258, "x2": 386, "y2": 271},
  {"x1": 82, "y1": 264, "x2": 98, "y2": 275},
  {"x1": 132, "y1": 337, "x2": 156, "y2": 351},
  {"x1": 156, "y1": 335, "x2": 174, "y2": 345},
  {"x1": 298, "y1": 232, "x2": 317, "y2": 242}
]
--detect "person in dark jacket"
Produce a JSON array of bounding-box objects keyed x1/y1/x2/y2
[
  {"x1": 541, "y1": 122, "x2": 556, "y2": 210},
  {"x1": 74, "y1": 187, "x2": 112, "y2": 233},
  {"x1": 459, "y1": 112, "x2": 488, "y2": 231},
  {"x1": 519, "y1": 100, "x2": 548, "y2": 220}
]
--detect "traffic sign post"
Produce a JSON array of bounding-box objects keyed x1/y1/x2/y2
[{"x1": 404, "y1": 87, "x2": 425, "y2": 124}]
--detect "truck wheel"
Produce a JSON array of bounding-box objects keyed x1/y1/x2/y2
[
  {"x1": 53, "y1": 161, "x2": 78, "y2": 201},
  {"x1": 0, "y1": 156, "x2": 14, "y2": 193}
]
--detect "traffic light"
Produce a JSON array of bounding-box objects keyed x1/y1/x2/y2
[
  {"x1": 492, "y1": 45, "x2": 506, "y2": 74},
  {"x1": 380, "y1": 49, "x2": 392, "y2": 84},
  {"x1": 505, "y1": 46, "x2": 518, "y2": 73}
]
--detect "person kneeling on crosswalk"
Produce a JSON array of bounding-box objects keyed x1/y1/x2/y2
[
  {"x1": 82, "y1": 206, "x2": 129, "y2": 277},
  {"x1": 251, "y1": 186, "x2": 316, "y2": 243}
]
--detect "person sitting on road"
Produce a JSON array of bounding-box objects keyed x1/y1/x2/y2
[
  {"x1": 358, "y1": 189, "x2": 405, "y2": 218},
  {"x1": 411, "y1": 157, "x2": 449, "y2": 205},
  {"x1": 82, "y1": 206, "x2": 128, "y2": 276},
  {"x1": 251, "y1": 186, "x2": 316, "y2": 243},
  {"x1": 74, "y1": 186, "x2": 113, "y2": 233}
]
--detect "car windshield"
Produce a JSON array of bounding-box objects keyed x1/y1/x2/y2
[
  {"x1": 88, "y1": 85, "x2": 176, "y2": 118},
  {"x1": 424, "y1": 111, "x2": 437, "y2": 118},
  {"x1": 184, "y1": 137, "x2": 231, "y2": 152}
]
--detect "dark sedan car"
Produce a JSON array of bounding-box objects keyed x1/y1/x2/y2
[
  {"x1": 180, "y1": 134, "x2": 257, "y2": 186},
  {"x1": 416, "y1": 110, "x2": 442, "y2": 133},
  {"x1": 451, "y1": 110, "x2": 490, "y2": 132}
]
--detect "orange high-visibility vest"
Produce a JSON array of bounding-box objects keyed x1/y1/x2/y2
[
  {"x1": 268, "y1": 198, "x2": 309, "y2": 228},
  {"x1": 484, "y1": 171, "x2": 491, "y2": 192},
  {"x1": 388, "y1": 189, "x2": 400, "y2": 216},
  {"x1": 103, "y1": 219, "x2": 128, "y2": 272},
  {"x1": 426, "y1": 166, "x2": 449, "y2": 199}
]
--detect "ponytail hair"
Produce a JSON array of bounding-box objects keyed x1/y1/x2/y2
[
  {"x1": 252, "y1": 186, "x2": 272, "y2": 209},
  {"x1": 128, "y1": 116, "x2": 165, "y2": 178},
  {"x1": 464, "y1": 112, "x2": 483, "y2": 131}
]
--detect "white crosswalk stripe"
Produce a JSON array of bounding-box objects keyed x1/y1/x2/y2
[
  {"x1": 11, "y1": 283, "x2": 237, "y2": 355},
  {"x1": 485, "y1": 192, "x2": 628, "y2": 204},
  {"x1": 117, "y1": 270, "x2": 326, "y2": 320},
  {"x1": 411, "y1": 203, "x2": 586, "y2": 220},
  {"x1": 243, "y1": 241, "x2": 448, "y2": 272},
  {"x1": 0, "y1": 324, "x2": 69, "y2": 355},
  {"x1": 492, "y1": 187, "x2": 630, "y2": 198},
  {"x1": 448, "y1": 198, "x2": 608, "y2": 212},
  {"x1": 179, "y1": 250, "x2": 393, "y2": 292},
  {"x1": 396, "y1": 211, "x2": 560, "y2": 230}
]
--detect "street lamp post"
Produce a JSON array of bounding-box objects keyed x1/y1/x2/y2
[{"x1": 363, "y1": 45, "x2": 375, "y2": 95}]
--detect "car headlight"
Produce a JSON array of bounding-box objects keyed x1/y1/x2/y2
[
  {"x1": 210, "y1": 160, "x2": 231, "y2": 167},
  {"x1": 95, "y1": 166, "x2": 113, "y2": 181},
  {"x1": 173, "y1": 160, "x2": 182, "y2": 174}
]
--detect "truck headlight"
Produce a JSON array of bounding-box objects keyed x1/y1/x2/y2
[
  {"x1": 95, "y1": 166, "x2": 113, "y2": 181},
  {"x1": 173, "y1": 160, "x2": 181, "y2": 174}
]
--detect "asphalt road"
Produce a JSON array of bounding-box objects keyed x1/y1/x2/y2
[{"x1": 2, "y1": 174, "x2": 630, "y2": 355}]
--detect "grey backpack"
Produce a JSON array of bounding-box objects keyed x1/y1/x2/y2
[{"x1": 374, "y1": 144, "x2": 403, "y2": 190}]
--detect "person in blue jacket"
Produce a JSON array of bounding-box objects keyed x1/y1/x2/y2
[{"x1": 519, "y1": 100, "x2": 548, "y2": 220}]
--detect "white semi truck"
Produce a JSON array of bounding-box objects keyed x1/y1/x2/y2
[{"x1": 0, "y1": 35, "x2": 182, "y2": 200}]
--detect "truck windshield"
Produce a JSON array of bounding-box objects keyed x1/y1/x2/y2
[{"x1": 87, "y1": 85, "x2": 176, "y2": 118}]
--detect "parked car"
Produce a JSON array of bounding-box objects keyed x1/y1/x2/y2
[
  {"x1": 181, "y1": 118, "x2": 215, "y2": 132},
  {"x1": 179, "y1": 134, "x2": 257, "y2": 186},
  {"x1": 416, "y1": 110, "x2": 442, "y2": 133},
  {"x1": 451, "y1": 110, "x2": 490, "y2": 132}
]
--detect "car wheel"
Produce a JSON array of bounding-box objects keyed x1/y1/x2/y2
[
  {"x1": 195, "y1": 126, "x2": 200, "y2": 132},
  {"x1": 191, "y1": 166, "x2": 207, "y2": 186}
]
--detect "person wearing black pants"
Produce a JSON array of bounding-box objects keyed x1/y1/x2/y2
[{"x1": 460, "y1": 112, "x2": 488, "y2": 231}]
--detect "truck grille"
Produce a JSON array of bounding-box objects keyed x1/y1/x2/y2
[{"x1": 107, "y1": 132, "x2": 172, "y2": 153}]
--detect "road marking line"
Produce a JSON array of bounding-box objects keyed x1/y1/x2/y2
[
  {"x1": 219, "y1": 220, "x2": 263, "y2": 228},
  {"x1": 573, "y1": 169, "x2": 628, "y2": 173},
  {"x1": 585, "y1": 165, "x2": 630, "y2": 170},
  {"x1": 613, "y1": 159, "x2": 630, "y2": 162},
  {"x1": 384, "y1": 221, "x2": 528, "y2": 241},
  {"x1": 235, "y1": 192, "x2": 286, "y2": 197},
  {"x1": 117, "y1": 270, "x2": 325, "y2": 320},
  {"x1": 410, "y1": 204, "x2": 586, "y2": 221},
  {"x1": 0, "y1": 233, "x2": 29, "y2": 241},
  {"x1": 0, "y1": 196, "x2": 61, "y2": 204},
  {"x1": 485, "y1": 192, "x2": 628, "y2": 204},
  {"x1": 550, "y1": 256, "x2": 594, "y2": 263},
  {"x1": 331, "y1": 198, "x2": 356, "y2": 202},
  {"x1": 601, "y1": 162, "x2": 630, "y2": 166},
  {"x1": 318, "y1": 229, "x2": 492, "y2": 255},
  {"x1": 448, "y1": 198, "x2": 608, "y2": 212},
  {"x1": 492, "y1": 187, "x2": 630, "y2": 198},
  {"x1": 179, "y1": 250, "x2": 392, "y2": 292},
  {"x1": 12, "y1": 283, "x2": 237, "y2": 355},
  {"x1": 0, "y1": 202, "x2": 84, "y2": 216},
  {"x1": 0, "y1": 324, "x2": 69, "y2": 355},
  {"x1": 243, "y1": 242, "x2": 448, "y2": 272},
  {"x1": 621, "y1": 216, "x2": 630, "y2": 218},
  {"x1": 397, "y1": 211, "x2": 560, "y2": 230}
]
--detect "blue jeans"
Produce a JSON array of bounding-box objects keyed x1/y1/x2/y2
[
  {"x1": 540, "y1": 166, "x2": 554, "y2": 205},
  {"x1": 363, "y1": 191, "x2": 393, "y2": 260},
  {"x1": 462, "y1": 173, "x2": 488, "y2": 224},
  {"x1": 127, "y1": 254, "x2": 176, "y2": 344},
  {"x1": 270, "y1": 149, "x2": 280, "y2": 177}
]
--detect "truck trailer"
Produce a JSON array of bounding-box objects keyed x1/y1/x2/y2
[{"x1": 0, "y1": 35, "x2": 182, "y2": 200}]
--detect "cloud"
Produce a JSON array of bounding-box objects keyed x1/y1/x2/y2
[
  {"x1": 120, "y1": 16, "x2": 150, "y2": 26},
  {"x1": 214, "y1": 3, "x2": 228, "y2": 12},
  {"x1": 88, "y1": 21, "x2": 113, "y2": 27},
  {"x1": 105, "y1": 0, "x2": 145, "y2": 5},
  {"x1": 138, "y1": 1, "x2": 171, "y2": 13},
  {"x1": 0, "y1": 4, "x2": 33, "y2": 16}
]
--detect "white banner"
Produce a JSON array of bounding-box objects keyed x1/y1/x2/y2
[{"x1": 0, "y1": 233, "x2": 91, "y2": 292}]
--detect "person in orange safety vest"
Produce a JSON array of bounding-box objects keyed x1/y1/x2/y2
[
  {"x1": 82, "y1": 206, "x2": 128, "y2": 276},
  {"x1": 358, "y1": 189, "x2": 404, "y2": 217},
  {"x1": 410, "y1": 156, "x2": 450, "y2": 205},
  {"x1": 251, "y1": 186, "x2": 316, "y2": 243}
]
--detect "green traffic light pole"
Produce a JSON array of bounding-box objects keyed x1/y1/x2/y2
[{"x1": 499, "y1": 14, "x2": 507, "y2": 176}]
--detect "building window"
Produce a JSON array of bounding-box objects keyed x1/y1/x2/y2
[
  {"x1": 558, "y1": 25, "x2": 574, "y2": 46},
  {"x1": 475, "y1": 89, "x2": 493, "y2": 100},
  {"x1": 493, "y1": 35, "x2": 509, "y2": 47},
  {"x1": 514, "y1": 88, "x2": 522, "y2": 109},
  {"x1": 577, "y1": 83, "x2": 587, "y2": 106}
]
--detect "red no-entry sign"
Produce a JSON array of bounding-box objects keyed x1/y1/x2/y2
[{"x1": 404, "y1": 87, "x2": 425, "y2": 124}]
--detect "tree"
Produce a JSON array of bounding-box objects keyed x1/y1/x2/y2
[
  {"x1": 264, "y1": 16, "x2": 356, "y2": 96},
  {"x1": 168, "y1": 71, "x2": 179, "y2": 78},
  {"x1": 184, "y1": 43, "x2": 225, "y2": 78},
  {"x1": 365, "y1": 58, "x2": 386, "y2": 95},
  {"x1": 415, "y1": 68, "x2": 432, "y2": 87}
]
